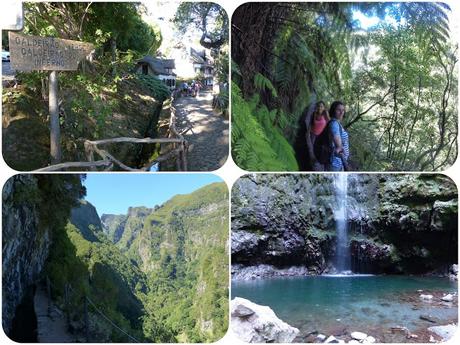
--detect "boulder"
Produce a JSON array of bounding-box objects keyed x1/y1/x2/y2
[
  {"x1": 350, "y1": 331, "x2": 367, "y2": 341},
  {"x1": 232, "y1": 304, "x2": 255, "y2": 318},
  {"x1": 428, "y1": 324, "x2": 458, "y2": 341},
  {"x1": 316, "y1": 334, "x2": 327, "y2": 342},
  {"x1": 363, "y1": 336, "x2": 376, "y2": 343},
  {"x1": 441, "y1": 294, "x2": 454, "y2": 302},
  {"x1": 420, "y1": 294, "x2": 433, "y2": 301},
  {"x1": 325, "y1": 335, "x2": 340, "y2": 343},
  {"x1": 420, "y1": 314, "x2": 439, "y2": 323},
  {"x1": 231, "y1": 297, "x2": 299, "y2": 343}
]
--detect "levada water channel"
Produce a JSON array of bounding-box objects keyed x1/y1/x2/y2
[{"x1": 230, "y1": 174, "x2": 458, "y2": 342}]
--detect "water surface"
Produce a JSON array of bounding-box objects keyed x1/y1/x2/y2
[{"x1": 232, "y1": 275, "x2": 457, "y2": 342}]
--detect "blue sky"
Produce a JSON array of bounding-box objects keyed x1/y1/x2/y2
[{"x1": 83, "y1": 174, "x2": 224, "y2": 216}]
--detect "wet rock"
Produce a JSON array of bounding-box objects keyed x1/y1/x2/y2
[
  {"x1": 232, "y1": 175, "x2": 457, "y2": 276},
  {"x1": 420, "y1": 314, "x2": 439, "y2": 323},
  {"x1": 325, "y1": 335, "x2": 340, "y2": 343},
  {"x1": 232, "y1": 264, "x2": 309, "y2": 280},
  {"x1": 450, "y1": 264, "x2": 458, "y2": 275},
  {"x1": 428, "y1": 324, "x2": 458, "y2": 341},
  {"x1": 231, "y1": 231, "x2": 264, "y2": 257},
  {"x1": 420, "y1": 294, "x2": 433, "y2": 301},
  {"x1": 363, "y1": 336, "x2": 376, "y2": 343},
  {"x1": 350, "y1": 331, "x2": 367, "y2": 341},
  {"x1": 316, "y1": 334, "x2": 327, "y2": 342},
  {"x1": 441, "y1": 294, "x2": 454, "y2": 302},
  {"x1": 231, "y1": 304, "x2": 255, "y2": 318},
  {"x1": 231, "y1": 297, "x2": 299, "y2": 343}
]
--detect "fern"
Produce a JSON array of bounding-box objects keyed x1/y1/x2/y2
[
  {"x1": 254, "y1": 73, "x2": 278, "y2": 98},
  {"x1": 231, "y1": 82, "x2": 298, "y2": 171}
]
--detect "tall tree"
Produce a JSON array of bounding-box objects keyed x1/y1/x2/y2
[{"x1": 173, "y1": 2, "x2": 228, "y2": 49}]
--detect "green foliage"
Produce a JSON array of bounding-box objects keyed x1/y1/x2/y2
[
  {"x1": 45, "y1": 220, "x2": 149, "y2": 342},
  {"x1": 232, "y1": 81, "x2": 299, "y2": 171},
  {"x1": 213, "y1": 88, "x2": 229, "y2": 116},
  {"x1": 173, "y1": 2, "x2": 228, "y2": 49},
  {"x1": 232, "y1": 2, "x2": 457, "y2": 171},
  {"x1": 254, "y1": 73, "x2": 278, "y2": 98},
  {"x1": 23, "y1": 2, "x2": 161, "y2": 55},
  {"x1": 128, "y1": 182, "x2": 229, "y2": 342},
  {"x1": 44, "y1": 183, "x2": 228, "y2": 342},
  {"x1": 214, "y1": 44, "x2": 229, "y2": 84},
  {"x1": 8, "y1": 2, "x2": 164, "y2": 142},
  {"x1": 135, "y1": 74, "x2": 171, "y2": 101}
]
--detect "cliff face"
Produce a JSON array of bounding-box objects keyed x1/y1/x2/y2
[
  {"x1": 2, "y1": 176, "x2": 49, "y2": 333},
  {"x1": 101, "y1": 206, "x2": 153, "y2": 248},
  {"x1": 70, "y1": 200, "x2": 103, "y2": 242},
  {"x1": 3, "y1": 178, "x2": 228, "y2": 342},
  {"x1": 126, "y1": 182, "x2": 229, "y2": 341},
  {"x1": 2, "y1": 175, "x2": 83, "y2": 334},
  {"x1": 231, "y1": 174, "x2": 457, "y2": 277}
]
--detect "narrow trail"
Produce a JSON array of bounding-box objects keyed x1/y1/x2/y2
[
  {"x1": 34, "y1": 284, "x2": 76, "y2": 342},
  {"x1": 174, "y1": 90, "x2": 229, "y2": 171}
]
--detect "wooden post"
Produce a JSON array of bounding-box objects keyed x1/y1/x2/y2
[
  {"x1": 49, "y1": 71, "x2": 62, "y2": 164},
  {"x1": 84, "y1": 141, "x2": 96, "y2": 171},
  {"x1": 84, "y1": 297, "x2": 89, "y2": 342}
]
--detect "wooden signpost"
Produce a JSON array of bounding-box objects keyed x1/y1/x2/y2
[{"x1": 8, "y1": 32, "x2": 94, "y2": 164}]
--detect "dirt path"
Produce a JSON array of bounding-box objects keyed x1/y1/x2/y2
[
  {"x1": 173, "y1": 90, "x2": 229, "y2": 171},
  {"x1": 34, "y1": 284, "x2": 76, "y2": 342}
]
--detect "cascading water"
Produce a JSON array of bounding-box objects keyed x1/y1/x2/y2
[{"x1": 333, "y1": 173, "x2": 351, "y2": 274}]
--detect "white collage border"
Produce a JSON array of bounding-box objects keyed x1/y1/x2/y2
[{"x1": 0, "y1": 0, "x2": 459, "y2": 344}]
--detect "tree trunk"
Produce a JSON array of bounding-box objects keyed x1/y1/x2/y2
[{"x1": 232, "y1": 3, "x2": 287, "y2": 98}]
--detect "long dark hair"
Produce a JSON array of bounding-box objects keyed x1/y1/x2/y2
[
  {"x1": 314, "y1": 101, "x2": 325, "y2": 113},
  {"x1": 329, "y1": 101, "x2": 345, "y2": 119}
]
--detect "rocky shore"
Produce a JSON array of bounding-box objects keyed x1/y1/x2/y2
[{"x1": 231, "y1": 293, "x2": 458, "y2": 343}]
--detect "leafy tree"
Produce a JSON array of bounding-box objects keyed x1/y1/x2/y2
[
  {"x1": 173, "y1": 2, "x2": 228, "y2": 49},
  {"x1": 232, "y1": 2, "x2": 456, "y2": 171}
]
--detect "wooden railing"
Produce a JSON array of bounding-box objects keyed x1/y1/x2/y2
[{"x1": 35, "y1": 97, "x2": 188, "y2": 172}]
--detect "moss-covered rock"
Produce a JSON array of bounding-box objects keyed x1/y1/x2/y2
[{"x1": 231, "y1": 174, "x2": 457, "y2": 275}]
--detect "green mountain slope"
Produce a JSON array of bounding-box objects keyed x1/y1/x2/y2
[
  {"x1": 128, "y1": 182, "x2": 229, "y2": 342},
  {"x1": 46, "y1": 201, "x2": 150, "y2": 342},
  {"x1": 45, "y1": 182, "x2": 229, "y2": 342}
]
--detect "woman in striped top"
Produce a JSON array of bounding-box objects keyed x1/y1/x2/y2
[{"x1": 327, "y1": 101, "x2": 349, "y2": 171}]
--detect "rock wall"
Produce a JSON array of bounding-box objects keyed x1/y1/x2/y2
[
  {"x1": 101, "y1": 206, "x2": 153, "y2": 248},
  {"x1": 2, "y1": 176, "x2": 51, "y2": 333},
  {"x1": 2, "y1": 175, "x2": 83, "y2": 334},
  {"x1": 70, "y1": 200, "x2": 103, "y2": 242},
  {"x1": 231, "y1": 174, "x2": 457, "y2": 278}
]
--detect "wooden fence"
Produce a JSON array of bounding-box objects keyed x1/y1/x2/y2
[{"x1": 35, "y1": 96, "x2": 188, "y2": 172}]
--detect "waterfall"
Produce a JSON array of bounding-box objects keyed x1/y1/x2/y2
[{"x1": 333, "y1": 174, "x2": 351, "y2": 273}]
